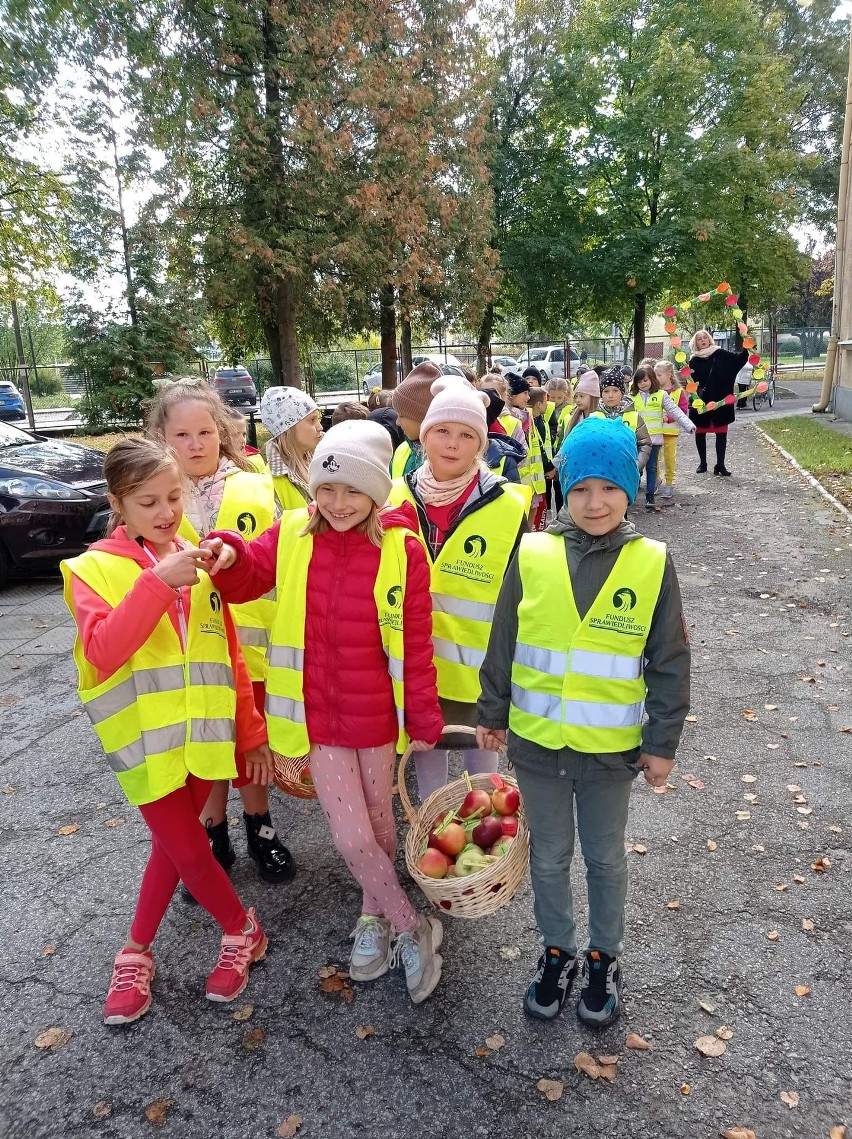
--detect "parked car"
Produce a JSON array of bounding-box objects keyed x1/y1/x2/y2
[
  {"x1": 361, "y1": 354, "x2": 466, "y2": 393},
  {"x1": 490, "y1": 355, "x2": 517, "y2": 371},
  {"x1": 0, "y1": 381, "x2": 26, "y2": 420},
  {"x1": 212, "y1": 366, "x2": 257, "y2": 407},
  {"x1": 515, "y1": 345, "x2": 580, "y2": 380},
  {"x1": 0, "y1": 421, "x2": 110, "y2": 588}
]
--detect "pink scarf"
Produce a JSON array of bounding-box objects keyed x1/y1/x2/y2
[{"x1": 413, "y1": 459, "x2": 484, "y2": 507}]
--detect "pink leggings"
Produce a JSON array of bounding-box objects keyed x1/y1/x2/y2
[
  {"x1": 310, "y1": 742, "x2": 417, "y2": 933},
  {"x1": 132, "y1": 774, "x2": 247, "y2": 946}
]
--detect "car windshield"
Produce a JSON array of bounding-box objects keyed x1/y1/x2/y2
[
  {"x1": 0, "y1": 421, "x2": 33, "y2": 447},
  {"x1": 528, "y1": 350, "x2": 547, "y2": 361}
]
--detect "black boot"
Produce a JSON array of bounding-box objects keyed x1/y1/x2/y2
[
  {"x1": 181, "y1": 819, "x2": 236, "y2": 905},
  {"x1": 244, "y1": 811, "x2": 296, "y2": 883},
  {"x1": 714, "y1": 433, "x2": 731, "y2": 476},
  {"x1": 695, "y1": 434, "x2": 707, "y2": 473}
]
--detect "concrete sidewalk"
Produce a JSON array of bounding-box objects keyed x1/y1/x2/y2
[{"x1": 0, "y1": 421, "x2": 850, "y2": 1139}]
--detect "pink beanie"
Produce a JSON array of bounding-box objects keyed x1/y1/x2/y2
[
  {"x1": 574, "y1": 372, "x2": 601, "y2": 397},
  {"x1": 419, "y1": 377, "x2": 489, "y2": 450}
]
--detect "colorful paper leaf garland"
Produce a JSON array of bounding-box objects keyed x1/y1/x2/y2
[{"x1": 662, "y1": 283, "x2": 768, "y2": 413}]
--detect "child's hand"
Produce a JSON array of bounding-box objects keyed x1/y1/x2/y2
[
  {"x1": 152, "y1": 547, "x2": 210, "y2": 588},
  {"x1": 244, "y1": 744, "x2": 274, "y2": 786},
  {"x1": 476, "y1": 725, "x2": 506, "y2": 752},
  {"x1": 409, "y1": 739, "x2": 438, "y2": 752},
  {"x1": 200, "y1": 536, "x2": 238, "y2": 574},
  {"x1": 637, "y1": 752, "x2": 674, "y2": 787}
]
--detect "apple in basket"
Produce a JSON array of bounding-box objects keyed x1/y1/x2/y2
[
  {"x1": 500, "y1": 814, "x2": 519, "y2": 838},
  {"x1": 455, "y1": 844, "x2": 498, "y2": 877},
  {"x1": 458, "y1": 788, "x2": 493, "y2": 820},
  {"x1": 471, "y1": 815, "x2": 503, "y2": 850},
  {"x1": 429, "y1": 814, "x2": 467, "y2": 858},
  {"x1": 489, "y1": 836, "x2": 515, "y2": 858},
  {"x1": 417, "y1": 848, "x2": 452, "y2": 879},
  {"x1": 491, "y1": 785, "x2": 519, "y2": 816}
]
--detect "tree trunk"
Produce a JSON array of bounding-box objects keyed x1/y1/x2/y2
[
  {"x1": 110, "y1": 124, "x2": 138, "y2": 328},
  {"x1": 379, "y1": 285, "x2": 397, "y2": 389},
  {"x1": 277, "y1": 275, "x2": 300, "y2": 387},
  {"x1": 631, "y1": 293, "x2": 646, "y2": 368},
  {"x1": 476, "y1": 301, "x2": 495, "y2": 376},
  {"x1": 10, "y1": 296, "x2": 36, "y2": 429},
  {"x1": 400, "y1": 317, "x2": 413, "y2": 377}
]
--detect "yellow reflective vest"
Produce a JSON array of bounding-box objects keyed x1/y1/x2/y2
[
  {"x1": 245, "y1": 451, "x2": 267, "y2": 472},
  {"x1": 517, "y1": 412, "x2": 545, "y2": 494},
  {"x1": 61, "y1": 552, "x2": 237, "y2": 806},
  {"x1": 633, "y1": 390, "x2": 664, "y2": 436},
  {"x1": 509, "y1": 533, "x2": 667, "y2": 752},
  {"x1": 390, "y1": 440, "x2": 413, "y2": 479},
  {"x1": 661, "y1": 387, "x2": 685, "y2": 436},
  {"x1": 264, "y1": 509, "x2": 413, "y2": 756},
  {"x1": 272, "y1": 474, "x2": 310, "y2": 512},
  {"x1": 389, "y1": 478, "x2": 528, "y2": 703},
  {"x1": 179, "y1": 469, "x2": 277, "y2": 682}
]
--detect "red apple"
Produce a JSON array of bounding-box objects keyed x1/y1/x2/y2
[
  {"x1": 491, "y1": 785, "x2": 520, "y2": 816},
  {"x1": 471, "y1": 815, "x2": 503, "y2": 849},
  {"x1": 417, "y1": 848, "x2": 451, "y2": 879},
  {"x1": 431, "y1": 821, "x2": 467, "y2": 858},
  {"x1": 489, "y1": 836, "x2": 515, "y2": 857},
  {"x1": 458, "y1": 788, "x2": 493, "y2": 820},
  {"x1": 500, "y1": 814, "x2": 518, "y2": 838}
]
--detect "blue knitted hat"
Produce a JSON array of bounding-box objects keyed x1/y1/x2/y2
[{"x1": 558, "y1": 416, "x2": 640, "y2": 501}]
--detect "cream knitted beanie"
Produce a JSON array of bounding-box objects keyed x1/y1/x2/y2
[{"x1": 308, "y1": 420, "x2": 393, "y2": 506}]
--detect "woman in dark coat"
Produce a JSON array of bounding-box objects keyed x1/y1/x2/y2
[{"x1": 688, "y1": 330, "x2": 748, "y2": 476}]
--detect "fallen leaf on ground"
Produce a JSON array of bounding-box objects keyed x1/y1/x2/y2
[
  {"x1": 666, "y1": 900, "x2": 681, "y2": 910},
  {"x1": 34, "y1": 1027, "x2": 71, "y2": 1050},
  {"x1": 317, "y1": 965, "x2": 338, "y2": 978},
  {"x1": 277, "y1": 1116, "x2": 304, "y2": 1138},
  {"x1": 573, "y1": 1052, "x2": 601, "y2": 1079},
  {"x1": 597, "y1": 1054, "x2": 619, "y2": 1065},
  {"x1": 802, "y1": 919, "x2": 815, "y2": 931},
  {"x1": 2, "y1": 785, "x2": 15, "y2": 794},
  {"x1": 92, "y1": 1101, "x2": 112, "y2": 1119},
  {"x1": 716, "y1": 1026, "x2": 734, "y2": 1040},
  {"x1": 627, "y1": 842, "x2": 648, "y2": 854},
  {"x1": 355, "y1": 1025, "x2": 375, "y2": 1040},
  {"x1": 680, "y1": 1083, "x2": 691, "y2": 1094},
  {"x1": 774, "y1": 884, "x2": 788, "y2": 892},
  {"x1": 829, "y1": 825, "x2": 843, "y2": 833},
  {"x1": 736, "y1": 811, "x2": 751, "y2": 821},
  {"x1": 797, "y1": 807, "x2": 813, "y2": 816},
  {"x1": 787, "y1": 784, "x2": 801, "y2": 792},
  {"x1": 104, "y1": 817, "x2": 125, "y2": 828},
  {"x1": 598, "y1": 1062, "x2": 618, "y2": 1081},
  {"x1": 752, "y1": 845, "x2": 765, "y2": 853},
  {"x1": 41, "y1": 944, "x2": 56, "y2": 957},
  {"x1": 720, "y1": 1130, "x2": 757, "y2": 1139},
  {"x1": 793, "y1": 984, "x2": 811, "y2": 997},
  {"x1": 499, "y1": 946, "x2": 521, "y2": 960},
  {"x1": 740, "y1": 774, "x2": 757, "y2": 783},
  {"x1": 699, "y1": 999, "x2": 717, "y2": 1014},
  {"x1": 242, "y1": 1027, "x2": 265, "y2": 1050},
  {"x1": 829, "y1": 1127, "x2": 847, "y2": 1139},
  {"x1": 232, "y1": 1004, "x2": 253, "y2": 1021},
  {"x1": 766, "y1": 743, "x2": 780, "y2": 750},
  {"x1": 743, "y1": 793, "x2": 758, "y2": 803},
  {"x1": 57, "y1": 824, "x2": 80, "y2": 836},
  {"x1": 780, "y1": 1090, "x2": 800, "y2": 1109},
  {"x1": 793, "y1": 875, "x2": 805, "y2": 884},
  {"x1": 684, "y1": 777, "x2": 706, "y2": 790},
  {"x1": 537, "y1": 1078, "x2": 564, "y2": 1101},
  {"x1": 706, "y1": 840, "x2": 718, "y2": 851},
  {"x1": 144, "y1": 1099, "x2": 174, "y2": 1126},
  {"x1": 318, "y1": 968, "x2": 355, "y2": 1001},
  {"x1": 625, "y1": 1033, "x2": 651, "y2": 1050},
  {"x1": 485, "y1": 1033, "x2": 505, "y2": 1050},
  {"x1": 742, "y1": 709, "x2": 758, "y2": 721},
  {"x1": 839, "y1": 727, "x2": 852, "y2": 734},
  {"x1": 766, "y1": 931, "x2": 780, "y2": 941},
  {"x1": 474, "y1": 1046, "x2": 490, "y2": 1057},
  {"x1": 685, "y1": 713, "x2": 698, "y2": 722},
  {"x1": 764, "y1": 704, "x2": 778, "y2": 710},
  {"x1": 653, "y1": 783, "x2": 676, "y2": 794},
  {"x1": 812, "y1": 858, "x2": 831, "y2": 873},
  {"x1": 695, "y1": 1034, "x2": 727, "y2": 1057}
]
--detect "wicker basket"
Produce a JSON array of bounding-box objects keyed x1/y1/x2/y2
[
  {"x1": 272, "y1": 752, "x2": 317, "y2": 800},
  {"x1": 398, "y1": 725, "x2": 529, "y2": 919}
]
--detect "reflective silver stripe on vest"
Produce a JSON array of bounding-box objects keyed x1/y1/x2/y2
[
  {"x1": 235, "y1": 626, "x2": 271, "y2": 647},
  {"x1": 514, "y1": 642, "x2": 568, "y2": 676},
  {"x1": 104, "y1": 723, "x2": 188, "y2": 773},
  {"x1": 568, "y1": 648, "x2": 642, "y2": 681},
  {"x1": 261, "y1": 588, "x2": 277, "y2": 603},
  {"x1": 268, "y1": 646, "x2": 304, "y2": 670},
  {"x1": 563, "y1": 700, "x2": 644, "y2": 729},
  {"x1": 511, "y1": 684, "x2": 561, "y2": 721},
  {"x1": 387, "y1": 654, "x2": 404, "y2": 682},
  {"x1": 189, "y1": 662, "x2": 234, "y2": 687},
  {"x1": 433, "y1": 637, "x2": 486, "y2": 670},
  {"x1": 431, "y1": 592, "x2": 496, "y2": 624},
  {"x1": 85, "y1": 666, "x2": 185, "y2": 725},
  {"x1": 265, "y1": 692, "x2": 307, "y2": 723},
  {"x1": 191, "y1": 717, "x2": 236, "y2": 745}
]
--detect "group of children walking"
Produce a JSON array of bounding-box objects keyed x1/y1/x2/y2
[{"x1": 62, "y1": 359, "x2": 690, "y2": 1035}]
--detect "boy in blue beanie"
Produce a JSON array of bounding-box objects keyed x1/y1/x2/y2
[{"x1": 476, "y1": 417, "x2": 690, "y2": 1028}]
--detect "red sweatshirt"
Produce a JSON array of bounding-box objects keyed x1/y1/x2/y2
[
  {"x1": 69, "y1": 527, "x2": 266, "y2": 754},
  {"x1": 208, "y1": 504, "x2": 444, "y2": 748}
]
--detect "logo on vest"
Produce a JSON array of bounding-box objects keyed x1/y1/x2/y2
[
  {"x1": 200, "y1": 591, "x2": 227, "y2": 638},
  {"x1": 463, "y1": 534, "x2": 487, "y2": 558},
  {"x1": 209, "y1": 592, "x2": 222, "y2": 613},
  {"x1": 236, "y1": 511, "x2": 257, "y2": 537},
  {"x1": 379, "y1": 584, "x2": 403, "y2": 630},
  {"x1": 612, "y1": 587, "x2": 637, "y2": 612},
  {"x1": 386, "y1": 585, "x2": 402, "y2": 608}
]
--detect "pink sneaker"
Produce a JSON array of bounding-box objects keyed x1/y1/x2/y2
[
  {"x1": 206, "y1": 908, "x2": 267, "y2": 1003},
  {"x1": 103, "y1": 949, "x2": 155, "y2": 1025}
]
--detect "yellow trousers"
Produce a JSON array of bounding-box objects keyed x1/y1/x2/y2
[{"x1": 662, "y1": 433, "x2": 679, "y2": 486}]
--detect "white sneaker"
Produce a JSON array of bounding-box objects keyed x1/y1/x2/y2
[
  {"x1": 662, "y1": 484, "x2": 673, "y2": 500},
  {"x1": 349, "y1": 915, "x2": 392, "y2": 981},
  {"x1": 391, "y1": 914, "x2": 444, "y2": 1004}
]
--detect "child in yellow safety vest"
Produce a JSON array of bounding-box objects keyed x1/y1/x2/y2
[
  {"x1": 505, "y1": 372, "x2": 544, "y2": 524},
  {"x1": 62, "y1": 438, "x2": 272, "y2": 1025},
  {"x1": 597, "y1": 368, "x2": 652, "y2": 476},
  {"x1": 147, "y1": 381, "x2": 295, "y2": 889},
  {"x1": 654, "y1": 360, "x2": 692, "y2": 502},
  {"x1": 528, "y1": 387, "x2": 557, "y2": 529},
  {"x1": 476, "y1": 416, "x2": 690, "y2": 1030},
  {"x1": 201, "y1": 421, "x2": 447, "y2": 1005},
  {"x1": 630, "y1": 365, "x2": 695, "y2": 512},
  {"x1": 260, "y1": 386, "x2": 324, "y2": 511}
]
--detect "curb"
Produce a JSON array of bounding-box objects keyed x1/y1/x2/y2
[{"x1": 750, "y1": 422, "x2": 852, "y2": 523}]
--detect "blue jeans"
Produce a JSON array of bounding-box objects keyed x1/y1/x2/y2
[
  {"x1": 512, "y1": 748, "x2": 635, "y2": 956},
  {"x1": 645, "y1": 444, "x2": 661, "y2": 498}
]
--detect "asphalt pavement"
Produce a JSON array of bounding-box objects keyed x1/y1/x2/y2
[{"x1": 1, "y1": 415, "x2": 850, "y2": 1139}]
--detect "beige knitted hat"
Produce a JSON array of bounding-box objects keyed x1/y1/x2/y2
[
  {"x1": 391, "y1": 361, "x2": 443, "y2": 424},
  {"x1": 308, "y1": 420, "x2": 393, "y2": 506},
  {"x1": 419, "y1": 377, "x2": 489, "y2": 449}
]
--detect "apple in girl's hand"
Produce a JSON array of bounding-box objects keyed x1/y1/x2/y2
[
  {"x1": 491, "y1": 785, "x2": 520, "y2": 816},
  {"x1": 432, "y1": 821, "x2": 467, "y2": 858},
  {"x1": 500, "y1": 814, "x2": 519, "y2": 838},
  {"x1": 417, "y1": 848, "x2": 451, "y2": 879},
  {"x1": 489, "y1": 836, "x2": 515, "y2": 857},
  {"x1": 299, "y1": 766, "x2": 313, "y2": 786},
  {"x1": 471, "y1": 815, "x2": 503, "y2": 850},
  {"x1": 458, "y1": 789, "x2": 493, "y2": 820}
]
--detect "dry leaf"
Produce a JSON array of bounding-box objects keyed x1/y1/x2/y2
[
  {"x1": 41, "y1": 943, "x2": 56, "y2": 957},
  {"x1": 793, "y1": 875, "x2": 805, "y2": 884},
  {"x1": 764, "y1": 704, "x2": 778, "y2": 710},
  {"x1": 627, "y1": 842, "x2": 648, "y2": 854},
  {"x1": 780, "y1": 1090, "x2": 800, "y2": 1109},
  {"x1": 232, "y1": 1005, "x2": 254, "y2": 1021},
  {"x1": 355, "y1": 1025, "x2": 375, "y2": 1040},
  {"x1": 598, "y1": 1064, "x2": 618, "y2": 1082},
  {"x1": 752, "y1": 845, "x2": 765, "y2": 853},
  {"x1": 787, "y1": 784, "x2": 802, "y2": 792},
  {"x1": 839, "y1": 727, "x2": 852, "y2": 734},
  {"x1": 829, "y1": 825, "x2": 843, "y2": 833},
  {"x1": 735, "y1": 811, "x2": 751, "y2": 821},
  {"x1": 685, "y1": 713, "x2": 698, "y2": 722},
  {"x1": 625, "y1": 1033, "x2": 651, "y2": 1050},
  {"x1": 666, "y1": 900, "x2": 681, "y2": 911},
  {"x1": 766, "y1": 743, "x2": 780, "y2": 750},
  {"x1": 104, "y1": 817, "x2": 125, "y2": 828},
  {"x1": 499, "y1": 946, "x2": 521, "y2": 960},
  {"x1": 242, "y1": 1027, "x2": 265, "y2": 1050},
  {"x1": 57, "y1": 824, "x2": 80, "y2": 836},
  {"x1": 596, "y1": 1054, "x2": 619, "y2": 1065},
  {"x1": 802, "y1": 919, "x2": 815, "y2": 931},
  {"x1": 741, "y1": 709, "x2": 758, "y2": 721},
  {"x1": 706, "y1": 840, "x2": 718, "y2": 851},
  {"x1": 653, "y1": 782, "x2": 676, "y2": 794},
  {"x1": 716, "y1": 1026, "x2": 734, "y2": 1040},
  {"x1": 474, "y1": 1046, "x2": 490, "y2": 1057},
  {"x1": 740, "y1": 774, "x2": 757, "y2": 783},
  {"x1": 34, "y1": 1027, "x2": 71, "y2": 1050},
  {"x1": 812, "y1": 858, "x2": 831, "y2": 873},
  {"x1": 829, "y1": 1127, "x2": 847, "y2": 1139},
  {"x1": 92, "y1": 1102, "x2": 112, "y2": 1119},
  {"x1": 144, "y1": 1099, "x2": 174, "y2": 1126},
  {"x1": 699, "y1": 999, "x2": 717, "y2": 1014},
  {"x1": 680, "y1": 1084, "x2": 691, "y2": 1095},
  {"x1": 277, "y1": 1116, "x2": 304, "y2": 1138},
  {"x1": 96, "y1": 801, "x2": 107, "y2": 809},
  {"x1": 2, "y1": 785, "x2": 15, "y2": 794},
  {"x1": 684, "y1": 777, "x2": 706, "y2": 790},
  {"x1": 695, "y1": 1035, "x2": 727, "y2": 1057},
  {"x1": 720, "y1": 1130, "x2": 757, "y2": 1139},
  {"x1": 573, "y1": 1052, "x2": 601, "y2": 1079},
  {"x1": 536, "y1": 1078, "x2": 564, "y2": 1101},
  {"x1": 797, "y1": 807, "x2": 813, "y2": 816},
  {"x1": 743, "y1": 793, "x2": 758, "y2": 803},
  {"x1": 793, "y1": 984, "x2": 811, "y2": 997},
  {"x1": 774, "y1": 884, "x2": 788, "y2": 892},
  {"x1": 766, "y1": 930, "x2": 780, "y2": 941},
  {"x1": 485, "y1": 1033, "x2": 505, "y2": 1051},
  {"x1": 317, "y1": 965, "x2": 338, "y2": 978}
]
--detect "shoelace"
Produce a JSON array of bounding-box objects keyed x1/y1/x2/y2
[
  {"x1": 351, "y1": 918, "x2": 381, "y2": 956},
  {"x1": 109, "y1": 958, "x2": 150, "y2": 993},
  {"x1": 213, "y1": 934, "x2": 255, "y2": 973},
  {"x1": 389, "y1": 932, "x2": 419, "y2": 975}
]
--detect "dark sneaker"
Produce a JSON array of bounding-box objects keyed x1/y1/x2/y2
[
  {"x1": 577, "y1": 949, "x2": 621, "y2": 1027},
  {"x1": 181, "y1": 818, "x2": 236, "y2": 905},
  {"x1": 523, "y1": 947, "x2": 577, "y2": 1020}
]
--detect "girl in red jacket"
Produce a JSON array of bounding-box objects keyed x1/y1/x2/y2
[
  {"x1": 61, "y1": 438, "x2": 272, "y2": 1025},
  {"x1": 203, "y1": 421, "x2": 447, "y2": 1005}
]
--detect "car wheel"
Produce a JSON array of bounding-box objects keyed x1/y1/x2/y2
[{"x1": 0, "y1": 542, "x2": 10, "y2": 590}]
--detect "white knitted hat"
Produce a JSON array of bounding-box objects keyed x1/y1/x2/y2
[
  {"x1": 308, "y1": 420, "x2": 393, "y2": 506},
  {"x1": 419, "y1": 377, "x2": 489, "y2": 449},
  {"x1": 260, "y1": 386, "x2": 318, "y2": 438}
]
